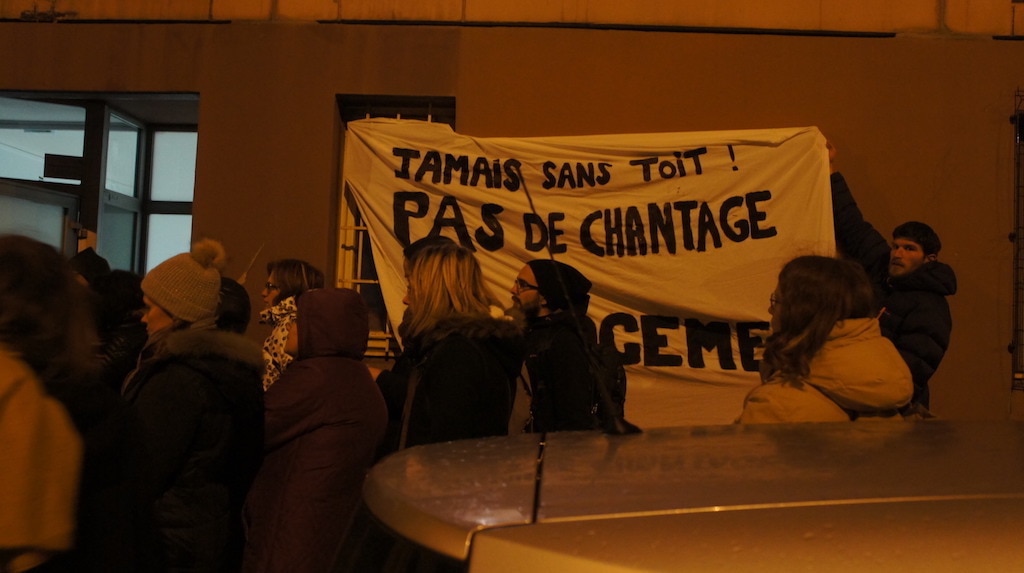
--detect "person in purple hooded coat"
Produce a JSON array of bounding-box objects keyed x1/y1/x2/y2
[{"x1": 242, "y1": 288, "x2": 387, "y2": 573}]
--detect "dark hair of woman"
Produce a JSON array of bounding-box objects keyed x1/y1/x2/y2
[
  {"x1": 91, "y1": 269, "x2": 145, "y2": 331},
  {"x1": 265, "y1": 259, "x2": 325, "y2": 305},
  {"x1": 0, "y1": 235, "x2": 99, "y2": 383},
  {"x1": 761, "y1": 255, "x2": 877, "y2": 382}
]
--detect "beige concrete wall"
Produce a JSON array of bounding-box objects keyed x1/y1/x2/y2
[
  {"x1": 6, "y1": 0, "x2": 1024, "y2": 37},
  {"x1": 1, "y1": 21, "x2": 1021, "y2": 424}
]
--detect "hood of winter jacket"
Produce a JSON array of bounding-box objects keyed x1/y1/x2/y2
[
  {"x1": 889, "y1": 260, "x2": 957, "y2": 297},
  {"x1": 808, "y1": 318, "x2": 913, "y2": 412},
  {"x1": 295, "y1": 288, "x2": 369, "y2": 361},
  {"x1": 413, "y1": 310, "x2": 525, "y2": 381}
]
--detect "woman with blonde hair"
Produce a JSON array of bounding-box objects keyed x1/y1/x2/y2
[
  {"x1": 390, "y1": 242, "x2": 524, "y2": 450},
  {"x1": 737, "y1": 255, "x2": 913, "y2": 423}
]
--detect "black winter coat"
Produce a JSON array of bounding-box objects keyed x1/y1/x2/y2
[
  {"x1": 392, "y1": 313, "x2": 524, "y2": 449},
  {"x1": 524, "y1": 312, "x2": 598, "y2": 432},
  {"x1": 831, "y1": 172, "x2": 957, "y2": 408},
  {"x1": 123, "y1": 328, "x2": 264, "y2": 573}
]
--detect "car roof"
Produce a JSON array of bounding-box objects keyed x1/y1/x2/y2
[{"x1": 363, "y1": 421, "x2": 1024, "y2": 568}]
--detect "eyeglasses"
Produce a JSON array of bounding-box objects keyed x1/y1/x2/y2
[
  {"x1": 265, "y1": 282, "x2": 280, "y2": 291},
  {"x1": 514, "y1": 278, "x2": 539, "y2": 292},
  {"x1": 769, "y1": 294, "x2": 779, "y2": 308}
]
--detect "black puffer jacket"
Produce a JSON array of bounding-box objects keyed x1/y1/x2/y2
[
  {"x1": 831, "y1": 172, "x2": 957, "y2": 408},
  {"x1": 880, "y1": 261, "x2": 956, "y2": 407},
  {"x1": 397, "y1": 312, "x2": 524, "y2": 449},
  {"x1": 123, "y1": 328, "x2": 264, "y2": 573}
]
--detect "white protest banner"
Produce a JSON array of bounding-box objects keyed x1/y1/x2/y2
[{"x1": 343, "y1": 119, "x2": 833, "y2": 426}]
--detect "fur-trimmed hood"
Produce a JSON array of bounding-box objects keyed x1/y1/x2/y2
[
  {"x1": 160, "y1": 327, "x2": 264, "y2": 373},
  {"x1": 409, "y1": 311, "x2": 525, "y2": 379},
  {"x1": 415, "y1": 312, "x2": 524, "y2": 350},
  {"x1": 888, "y1": 260, "x2": 957, "y2": 297},
  {"x1": 124, "y1": 326, "x2": 264, "y2": 401}
]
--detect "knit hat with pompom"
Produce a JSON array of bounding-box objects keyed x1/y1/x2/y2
[{"x1": 142, "y1": 238, "x2": 228, "y2": 323}]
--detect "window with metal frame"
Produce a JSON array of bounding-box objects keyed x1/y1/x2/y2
[
  {"x1": 0, "y1": 92, "x2": 198, "y2": 272},
  {"x1": 336, "y1": 94, "x2": 456, "y2": 358}
]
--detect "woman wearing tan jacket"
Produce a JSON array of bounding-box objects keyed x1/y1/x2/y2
[{"x1": 738, "y1": 255, "x2": 913, "y2": 423}]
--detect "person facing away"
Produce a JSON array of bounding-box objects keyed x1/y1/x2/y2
[
  {"x1": 737, "y1": 255, "x2": 913, "y2": 423},
  {"x1": 371, "y1": 235, "x2": 457, "y2": 458},
  {"x1": 0, "y1": 235, "x2": 86, "y2": 573},
  {"x1": 242, "y1": 288, "x2": 387, "y2": 573},
  {"x1": 217, "y1": 276, "x2": 253, "y2": 334},
  {"x1": 89, "y1": 269, "x2": 148, "y2": 393},
  {"x1": 258, "y1": 259, "x2": 325, "y2": 391},
  {"x1": 395, "y1": 241, "x2": 524, "y2": 449},
  {"x1": 27, "y1": 261, "x2": 149, "y2": 573},
  {"x1": 121, "y1": 238, "x2": 264, "y2": 573},
  {"x1": 829, "y1": 144, "x2": 956, "y2": 413},
  {"x1": 511, "y1": 259, "x2": 599, "y2": 433}
]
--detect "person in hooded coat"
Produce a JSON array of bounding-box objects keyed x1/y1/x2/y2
[
  {"x1": 242, "y1": 288, "x2": 387, "y2": 573},
  {"x1": 122, "y1": 239, "x2": 264, "y2": 573},
  {"x1": 737, "y1": 255, "x2": 913, "y2": 423}
]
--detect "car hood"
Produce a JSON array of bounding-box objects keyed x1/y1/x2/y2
[{"x1": 364, "y1": 421, "x2": 1024, "y2": 563}]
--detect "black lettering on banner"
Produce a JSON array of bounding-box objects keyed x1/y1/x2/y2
[
  {"x1": 393, "y1": 191, "x2": 429, "y2": 247},
  {"x1": 624, "y1": 206, "x2": 647, "y2": 256},
  {"x1": 648, "y1": 203, "x2": 675, "y2": 254},
  {"x1": 746, "y1": 190, "x2": 777, "y2": 239},
  {"x1": 542, "y1": 161, "x2": 613, "y2": 189},
  {"x1": 696, "y1": 202, "x2": 722, "y2": 252},
  {"x1": 547, "y1": 212, "x2": 567, "y2": 254},
  {"x1": 444, "y1": 154, "x2": 470, "y2": 185},
  {"x1": 580, "y1": 191, "x2": 777, "y2": 257},
  {"x1": 580, "y1": 211, "x2": 604, "y2": 257},
  {"x1": 393, "y1": 148, "x2": 420, "y2": 179},
  {"x1": 415, "y1": 150, "x2": 444, "y2": 183},
  {"x1": 640, "y1": 315, "x2": 683, "y2": 367},
  {"x1": 673, "y1": 201, "x2": 698, "y2": 251},
  {"x1": 393, "y1": 148, "x2": 523, "y2": 190},
  {"x1": 523, "y1": 213, "x2": 547, "y2": 252},
  {"x1": 604, "y1": 208, "x2": 625, "y2": 257},
  {"x1": 523, "y1": 212, "x2": 569, "y2": 254},
  {"x1": 475, "y1": 203, "x2": 505, "y2": 251},
  {"x1": 736, "y1": 321, "x2": 770, "y2": 371},
  {"x1": 430, "y1": 195, "x2": 475, "y2": 250},
  {"x1": 684, "y1": 318, "x2": 735, "y2": 370},
  {"x1": 502, "y1": 159, "x2": 523, "y2": 191},
  {"x1": 469, "y1": 156, "x2": 492, "y2": 188},
  {"x1": 601, "y1": 312, "x2": 641, "y2": 365},
  {"x1": 719, "y1": 195, "x2": 748, "y2": 242},
  {"x1": 597, "y1": 313, "x2": 765, "y2": 373},
  {"x1": 628, "y1": 157, "x2": 658, "y2": 182},
  {"x1": 629, "y1": 147, "x2": 708, "y2": 182}
]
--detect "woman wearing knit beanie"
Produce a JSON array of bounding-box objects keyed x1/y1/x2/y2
[{"x1": 122, "y1": 239, "x2": 264, "y2": 573}]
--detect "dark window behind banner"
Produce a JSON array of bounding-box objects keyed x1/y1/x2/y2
[{"x1": 336, "y1": 94, "x2": 456, "y2": 358}]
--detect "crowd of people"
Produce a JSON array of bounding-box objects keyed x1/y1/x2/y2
[{"x1": 1, "y1": 140, "x2": 957, "y2": 572}]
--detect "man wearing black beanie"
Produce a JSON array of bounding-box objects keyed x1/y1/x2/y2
[{"x1": 511, "y1": 259, "x2": 598, "y2": 432}]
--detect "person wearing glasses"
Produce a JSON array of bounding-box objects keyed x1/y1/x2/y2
[
  {"x1": 510, "y1": 259, "x2": 601, "y2": 433},
  {"x1": 258, "y1": 259, "x2": 325, "y2": 390},
  {"x1": 737, "y1": 255, "x2": 913, "y2": 423}
]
